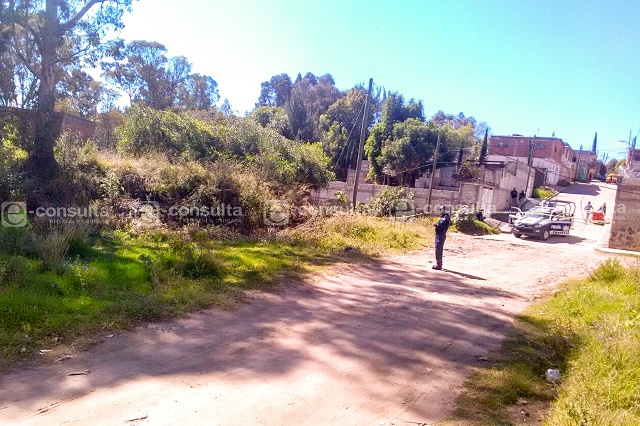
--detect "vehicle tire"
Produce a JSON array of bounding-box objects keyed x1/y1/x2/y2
[
  {"x1": 541, "y1": 229, "x2": 550, "y2": 241},
  {"x1": 513, "y1": 232, "x2": 522, "y2": 238}
]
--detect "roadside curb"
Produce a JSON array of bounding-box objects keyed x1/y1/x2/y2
[{"x1": 595, "y1": 246, "x2": 640, "y2": 257}]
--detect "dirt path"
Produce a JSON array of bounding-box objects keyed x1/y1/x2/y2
[{"x1": 0, "y1": 232, "x2": 613, "y2": 425}]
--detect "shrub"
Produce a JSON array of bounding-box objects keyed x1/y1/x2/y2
[
  {"x1": 53, "y1": 133, "x2": 106, "y2": 204},
  {"x1": 457, "y1": 161, "x2": 481, "y2": 181},
  {"x1": 32, "y1": 229, "x2": 70, "y2": 272},
  {"x1": 532, "y1": 186, "x2": 554, "y2": 199},
  {"x1": 116, "y1": 104, "x2": 220, "y2": 160},
  {"x1": 116, "y1": 106, "x2": 333, "y2": 191},
  {"x1": 0, "y1": 119, "x2": 29, "y2": 199},
  {"x1": 451, "y1": 205, "x2": 499, "y2": 235},
  {"x1": 366, "y1": 187, "x2": 413, "y2": 217}
]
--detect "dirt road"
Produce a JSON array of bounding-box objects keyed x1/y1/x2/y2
[{"x1": 0, "y1": 230, "x2": 614, "y2": 425}]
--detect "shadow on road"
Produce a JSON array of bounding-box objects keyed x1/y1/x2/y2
[
  {"x1": 1, "y1": 249, "x2": 522, "y2": 423},
  {"x1": 556, "y1": 182, "x2": 601, "y2": 196},
  {"x1": 440, "y1": 269, "x2": 487, "y2": 280}
]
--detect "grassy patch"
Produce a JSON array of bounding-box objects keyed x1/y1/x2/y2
[
  {"x1": 447, "y1": 258, "x2": 640, "y2": 425},
  {"x1": 533, "y1": 187, "x2": 555, "y2": 199},
  {"x1": 453, "y1": 218, "x2": 501, "y2": 236},
  {"x1": 0, "y1": 214, "x2": 431, "y2": 369}
]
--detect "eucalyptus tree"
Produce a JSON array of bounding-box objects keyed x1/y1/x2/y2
[
  {"x1": 103, "y1": 40, "x2": 218, "y2": 110},
  {"x1": 0, "y1": 0, "x2": 135, "y2": 181}
]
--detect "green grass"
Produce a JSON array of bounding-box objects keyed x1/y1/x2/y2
[
  {"x1": 533, "y1": 187, "x2": 555, "y2": 199},
  {"x1": 453, "y1": 218, "x2": 501, "y2": 236},
  {"x1": 447, "y1": 258, "x2": 640, "y2": 425},
  {"x1": 0, "y1": 215, "x2": 432, "y2": 369}
]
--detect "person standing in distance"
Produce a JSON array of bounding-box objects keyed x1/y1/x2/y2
[
  {"x1": 433, "y1": 206, "x2": 451, "y2": 270},
  {"x1": 510, "y1": 188, "x2": 518, "y2": 207},
  {"x1": 584, "y1": 201, "x2": 593, "y2": 223}
]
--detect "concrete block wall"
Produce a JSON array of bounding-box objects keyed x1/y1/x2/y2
[{"x1": 313, "y1": 180, "x2": 482, "y2": 214}]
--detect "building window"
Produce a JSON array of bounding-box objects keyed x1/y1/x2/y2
[{"x1": 496, "y1": 142, "x2": 508, "y2": 147}]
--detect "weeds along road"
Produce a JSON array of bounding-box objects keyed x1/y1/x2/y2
[{"x1": 0, "y1": 222, "x2": 616, "y2": 425}]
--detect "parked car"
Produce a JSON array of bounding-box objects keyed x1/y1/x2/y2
[{"x1": 512, "y1": 200, "x2": 576, "y2": 241}]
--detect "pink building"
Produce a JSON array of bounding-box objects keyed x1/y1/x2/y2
[{"x1": 487, "y1": 135, "x2": 576, "y2": 185}]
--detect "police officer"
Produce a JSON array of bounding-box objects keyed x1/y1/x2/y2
[{"x1": 433, "y1": 206, "x2": 451, "y2": 270}]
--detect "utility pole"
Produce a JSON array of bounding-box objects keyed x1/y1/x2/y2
[
  {"x1": 426, "y1": 132, "x2": 442, "y2": 212},
  {"x1": 352, "y1": 78, "x2": 373, "y2": 210},
  {"x1": 525, "y1": 135, "x2": 536, "y2": 195}
]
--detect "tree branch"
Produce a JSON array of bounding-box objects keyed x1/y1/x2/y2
[
  {"x1": 54, "y1": 44, "x2": 94, "y2": 64},
  {"x1": 10, "y1": 46, "x2": 38, "y2": 78},
  {"x1": 60, "y1": 0, "x2": 107, "y2": 33}
]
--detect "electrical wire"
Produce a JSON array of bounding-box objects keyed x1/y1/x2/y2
[{"x1": 332, "y1": 98, "x2": 368, "y2": 172}]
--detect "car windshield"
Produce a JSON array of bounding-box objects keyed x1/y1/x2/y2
[{"x1": 524, "y1": 210, "x2": 550, "y2": 219}]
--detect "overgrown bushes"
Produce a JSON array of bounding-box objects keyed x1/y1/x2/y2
[
  {"x1": 0, "y1": 118, "x2": 29, "y2": 200},
  {"x1": 115, "y1": 104, "x2": 333, "y2": 189}
]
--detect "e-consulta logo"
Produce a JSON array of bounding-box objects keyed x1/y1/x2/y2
[{"x1": 1, "y1": 202, "x2": 28, "y2": 227}]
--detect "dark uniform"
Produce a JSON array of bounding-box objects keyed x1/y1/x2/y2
[
  {"x1": 510, "y1": 188, "x2": 518, "y2": 207},
  {"x1": 433, "y1": 209, "x2": 451, "y2": 270}
]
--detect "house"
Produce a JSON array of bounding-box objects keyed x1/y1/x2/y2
[
  {"x1": 574, "y1": 150, "x2": 598, "y2": 182},
  {"x1": 487, "y1": 135, "x2": 576, "y2": 185}
]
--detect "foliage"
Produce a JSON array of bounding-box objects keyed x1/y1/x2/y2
[
  {"x1": 606, "y1": 158, "x2": 619, "y2": 173},
  {"x1": 93, "y1": 109, "x2": 125, "y2": 150},
  {"x1": 365, "y1": 186, "x2": 413, "y2": 217},
  {"x1": 56, "y1": 69, "x2": 103, "y2": 118},
  {"x1": 457, "y1": 161, "x2": 481, "y2": 181},
  {"x1": 379, "y1": 118, "x2": 439, "y2": 186},
  {"x1": 450, "y1": 205, "x2": 499, "y2": 235},
  {"x1": 257, "y1": 72, "x2": 344, "y2": 142},
  {"x1": 479, "y1": 128, "x2": 488, "y2": 162},
  {"x1": 52, "y1": 132, "x2": 106, "y2": 204},
  {"x1": 103, "y1": 40, "x2": 219, "y2": 110},
  {"x1": 2, "y1": 0, "x2": 135, "y2": 181},
  {"x1": 257, "y1": 73, "x2": 292, "y2": 107},
  {"x1": 248, "y1": 106, "x2": 291, "y2": 137},
  {"x1": 115, "y1": 105, "x2": 333, "y2": 189},
  {"x1": 319, "y1": 87, "x2": 374, "y2": 179},
  {"x1": 116, "y1": 104, "x2": 219, "y2": 160},
  {"x1": 0, "y1": 118, "x2": 29, "y2": 199},
  {"x1": 532, "y1": 186, "x2": 554, "y2": 199},
  {"x1": 454, "y1": 217, "x2": 500, "y2": 235}
]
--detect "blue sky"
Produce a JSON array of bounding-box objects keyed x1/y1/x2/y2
[{"x1": 116, "y1": 0, "x2": 640, "y2": 162}]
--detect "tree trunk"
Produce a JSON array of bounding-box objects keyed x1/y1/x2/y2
[{"x1": 25, "y1": 0, "x2": 60, "y2": 182}]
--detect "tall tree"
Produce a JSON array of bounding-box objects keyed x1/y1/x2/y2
[
  {"x1": 479, "y1": 128, "x2": 488, "y2": 163},
  {"x1": 592, "y1": 132, "x2": 597, "y2": 153},
  {"x1": 57, "y1": 69, "x2": 102, "y2": 117},
  {"x1": 1, "y1": 0, "x2": 134, "y2": 182},
  {"x1": 178, "y1": 73, "x2": 219, "y2": 110},
  {"x1": 319, "y1": 87, "x2": 371, "y2": 178},
  {"x1": 104, "y1": 40, "x2": 197, "y2": 110},
  {"x1": 257, "y1": 73, "x2": 292, "y2": 107}
]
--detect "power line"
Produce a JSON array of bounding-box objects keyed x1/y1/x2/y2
[{"x1": 332, "y1": 97, "x2": 368, "y2": 172}]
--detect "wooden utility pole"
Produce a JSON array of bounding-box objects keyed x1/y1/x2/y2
[
  {"x1": 525, "y1": 135, "x2": 536, "y2": 195},
  {"x1": 426, "y1": 132, "x2": 442, "y2": 212},
  {"x1": 352, "y1": 78, "x2": 373, "y2": 210}
]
